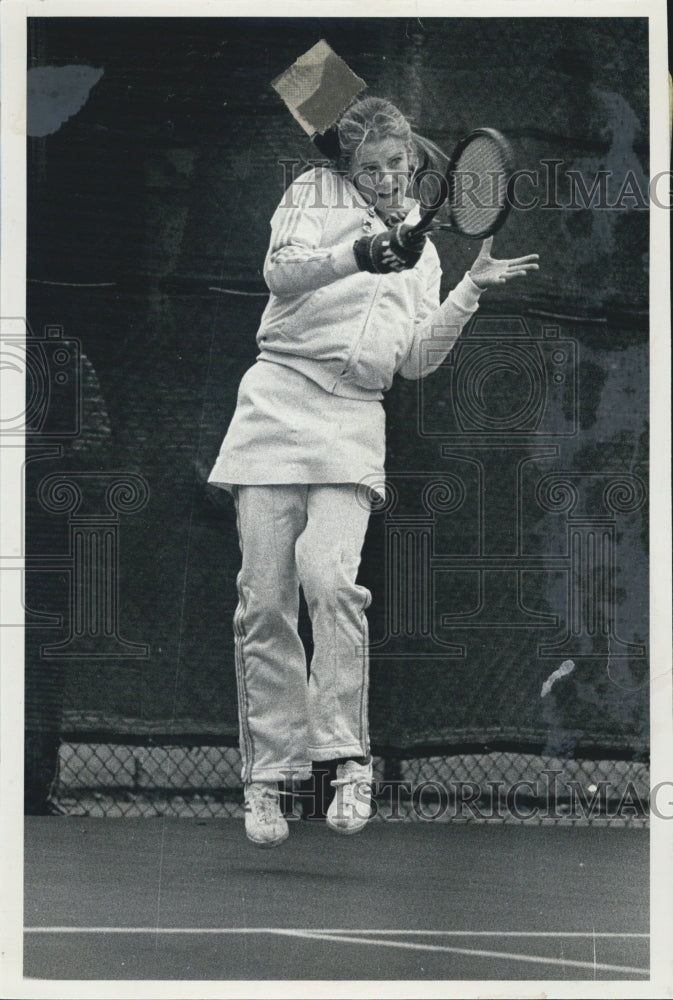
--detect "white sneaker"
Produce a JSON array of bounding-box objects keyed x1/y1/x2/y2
[
  {"x1": 244, "y1": 782, "x2": 289, "y2": 848},
  {"x1": 326, "y1": 759, "x2": 373, "y2": 835}
]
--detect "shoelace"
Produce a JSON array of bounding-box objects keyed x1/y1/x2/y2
[
  {"x1": 253, "y1": 789, "x2": 281, "y2": 822},
  {"x1": 332, "y1": 778, "x2": 372, "y2": 800}
]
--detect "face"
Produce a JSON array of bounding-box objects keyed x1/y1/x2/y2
[{"x1": 349, "y1": 136, "x2": 412, "y2": 216}]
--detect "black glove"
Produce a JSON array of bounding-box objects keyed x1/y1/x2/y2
[{"x1": 353, "y1": 223, "x2": 427, "y2": 274}]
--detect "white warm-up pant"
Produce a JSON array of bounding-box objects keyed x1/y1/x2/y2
[{"x1": 233, "y1": 484, "x2": 372, "y2": 783}]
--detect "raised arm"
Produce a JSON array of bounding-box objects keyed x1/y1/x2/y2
[
  {"x1": 398, "y1": 263, "x2": 482, "y2": 380},
  {"x1": 399, "y1": 237, "x2": 540, "y2": 380},
  {"x1": 263, "y1": 170, "x2": 360, "y2": 298}
]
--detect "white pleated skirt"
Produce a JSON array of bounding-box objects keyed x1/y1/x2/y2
[{"x1": 208, "y1": 359, "x2": 386, "y2": 494}]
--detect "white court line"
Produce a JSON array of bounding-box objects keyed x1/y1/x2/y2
[
  {"x1": 24, "y1": 927, "x2": 649, "y2": 938},
  {"x1": 267, "y1": 929, "x2": 649, "y2": 976},
  {"x1": 22, "y1": 926, "x2": 649, "y2": 976}
]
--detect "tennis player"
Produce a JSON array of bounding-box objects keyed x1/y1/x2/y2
[{"x1": 209, "y1": 96, "x2": 539, "y2": 847}]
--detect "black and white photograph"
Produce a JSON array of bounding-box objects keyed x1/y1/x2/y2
[{"x1": 0, "y1": 1, "x2": 671, "y2": 996}]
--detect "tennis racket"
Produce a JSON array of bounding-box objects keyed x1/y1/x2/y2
[{"x1": 407, "y1": 128, "x2": 514, "y2": 241}]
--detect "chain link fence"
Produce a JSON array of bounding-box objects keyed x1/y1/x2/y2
[{"x1": 45, "y1": 738, "x2": 649, "y2": 827}]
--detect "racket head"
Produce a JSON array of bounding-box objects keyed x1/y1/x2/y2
[
  {"x1": 410, "y1": 132, "x2": 451, "y2": 190},
  {"x1": 446, "y1": 127, "x2": 514, "y2": 239},
  {"x1": 407, "y1": 133, "x2": 453, "y2": 227},
  {"x1": 412, "y1": 127, "x2": 514, "y2": 239}
]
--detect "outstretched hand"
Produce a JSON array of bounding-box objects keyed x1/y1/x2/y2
[{"x1": 469, "y1": 237, "x2": 539, "y2": 290}]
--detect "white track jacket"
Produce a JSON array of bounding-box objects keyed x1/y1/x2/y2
[{"x1": 255, "y1": 167, "x2": 483, "y2": 401}]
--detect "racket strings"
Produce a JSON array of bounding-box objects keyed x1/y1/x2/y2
[{"x1": 450, "y1": 136, "x2": 510, "y2": 237}]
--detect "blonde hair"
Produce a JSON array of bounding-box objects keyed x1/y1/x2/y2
[{"x1": 336, "y1": 97, "x2": 415, "y2": 172}]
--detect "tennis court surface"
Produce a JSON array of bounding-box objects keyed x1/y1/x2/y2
[{"x1": 24, "y1": 816, "x2": 648, "y2": 981}]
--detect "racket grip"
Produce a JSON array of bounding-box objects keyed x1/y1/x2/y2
[
  {"x1": 397, "y1": 221, "x2": 430, "y2": 249},
  {"x1": 406, "y1": 210, "x2": 441, "y2": 240}
]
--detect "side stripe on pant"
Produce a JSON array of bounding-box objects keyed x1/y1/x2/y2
[
  {"x1": 233, "y1": 500, "x2": 255, "y2": 781},
  {"x1": 358, "y1": 592, "x2": 371, "y2": 754}
]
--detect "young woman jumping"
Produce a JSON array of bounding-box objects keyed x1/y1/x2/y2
[{"x1": 209, "y1": 96, "x2": 539, "y2": 846}]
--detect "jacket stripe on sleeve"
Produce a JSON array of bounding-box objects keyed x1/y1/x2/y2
[{"x1": 270, "y1": 169, "x2": 333, "y2": 253}]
